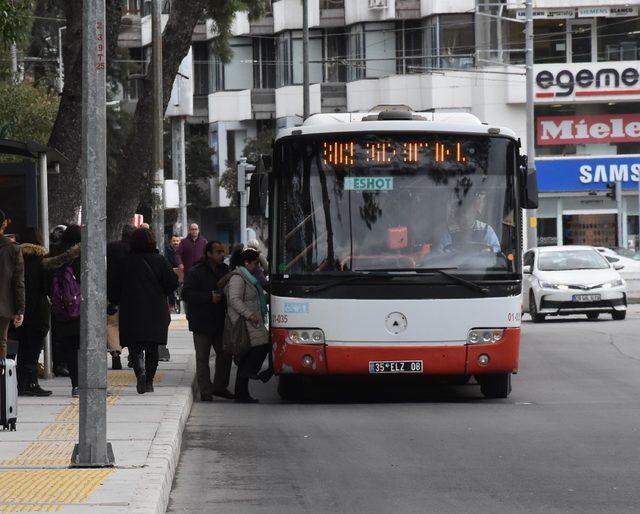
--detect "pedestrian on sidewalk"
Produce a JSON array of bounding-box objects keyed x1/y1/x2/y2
[
  {"x1": 220, "y1": 249, "x2": 271, "y2": 403},
  {"x1": 48, "y1": 225, "x2": 82, "y2": 397},
  {"x1": 48, "y1": 225, "x2": 69, "y2": 378},
  {"x1": 0, "y1": 209, "x2": 25, "y2": 359},
  {"x1": 176, "y1": 223, "x2": 207, "y2": 275},
  {"x1": 182, "y1": 240, "x2": 233, "y2": 401},
  {"x1": 106, "y1": 224, "x2": 136, "y2": 370},
  {"x1": 165, "y1": 234, "x2": 181, "y2": 312},
  {"x1": 112, "y1": 228, "x2": 178, "y2": 394}
]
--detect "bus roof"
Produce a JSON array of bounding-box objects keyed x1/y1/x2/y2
[{"x1": 275, "y1": 112, "x2": 519, "y2": 142}]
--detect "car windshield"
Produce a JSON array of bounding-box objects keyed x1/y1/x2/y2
[
  {"x1": 275, "y1": 133, "x2": 518, "y2": 275},
  {"x1": 538, "y1": 249, "x2": 610, "y2": 271}
]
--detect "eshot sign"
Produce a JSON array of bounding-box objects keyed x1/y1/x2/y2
[
  {"x1": 345, "y1": 177, "x2": 394, "y2": 191},
  {"x1": 536, "y1": 155, "x2": 640, "y2": 192}
]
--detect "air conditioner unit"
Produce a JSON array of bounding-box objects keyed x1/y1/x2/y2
[{"x1": 368, "y1": 0, "x2": 388, "y2": 9}]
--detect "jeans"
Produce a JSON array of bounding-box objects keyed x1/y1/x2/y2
[
  {"x1": 234, "y1": 344, "x2": 270, "y2": 399},
  {"x1": 193, "y1": 333, "x2": 232, "y2": 396}
]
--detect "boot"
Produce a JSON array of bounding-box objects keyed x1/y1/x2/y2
[
  {"x1": 111, "y1": 352, "x2": 122, "y2": 370},
  {"x1": 133, "y1": 352, "x2": 146, "y2": 394},
  {"x1": 20, "y1": 382, "x2": 52, "y2": 397}
]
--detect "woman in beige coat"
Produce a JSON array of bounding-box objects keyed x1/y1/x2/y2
[{"x1": 221, "y1": 248, "x2": 270, "y2": 403}]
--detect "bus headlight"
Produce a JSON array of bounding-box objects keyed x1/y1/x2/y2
[
  {"x1": 286, "y1": 329, "x2": 325, "y2": 344},
  {"x1": 467, "y1": 329, "x2": 504, "y2": 344}
]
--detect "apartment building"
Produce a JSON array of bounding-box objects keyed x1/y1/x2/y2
[{"x1": 117, "y1": 0, "x2": 640, "y2": 248}]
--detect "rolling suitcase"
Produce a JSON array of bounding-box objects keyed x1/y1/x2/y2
[{"x1": 1, "y1": 357, "x2": 17, "y2": 431}]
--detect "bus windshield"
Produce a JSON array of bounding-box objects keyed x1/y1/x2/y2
[{"x1": 275, "y1": 133, "x2": 518, "y2": 275}]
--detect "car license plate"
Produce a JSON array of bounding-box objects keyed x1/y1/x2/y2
[
  {"x1": 573, "y1": 294, "x2": 601, "y2": 302},
  {"x1": 369, "y1": 360, "x2": 423, "y2": 374}
]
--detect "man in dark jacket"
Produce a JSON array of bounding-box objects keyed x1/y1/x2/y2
[
  {"x1": 176, "y1": 223, "x2": 207, "y2": 275},
  {"x1": 0, "y1": 209, "x2": 25, "y2": 359},
  {"x1": 182, "y1": 240, "x2": 233, "y2": 401}
]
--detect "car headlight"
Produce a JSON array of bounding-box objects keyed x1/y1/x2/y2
[
  {"x1": 286, "y1": 329, "x2": 325, "y2": 344},
  {"x1": 601, "y1": 279, "x2": 625, "y2": 289},
  {"x1": 467, "y1": 329, "x2": 504, "y2": 344},
  {"x1": 539, "y1": 281, "x2": 568, "y2": 290}
]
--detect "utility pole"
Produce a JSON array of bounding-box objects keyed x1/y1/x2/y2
[
  {"x1": 237, "y1": 157, "x2": 255, "y2": 246},
  {"x1": 57, "y1": 26, "x2": 67, "y2": 94},
  {"x1": 616, "y1": 181, "x2": 623, "y2": 247},
  {"x1": 171, "y1": 117, "x2": 188, "y2": 237},
  {"x1": 524, "y1": 0, "x2": 537, "y2": 250},
  {"x1": 72, "y1": 0, "x2": 113, "y2": 467},
  {"x1": 10, "y1": 43, "x2": 18, "y2": 83},
  {"x1": 152, "y1": 0, "x2": 165, "y2": 251},
  {"x1": 38, "y1": 152, "x2": 52, "y2": 380},
  {"x1": 302, "y1": 0, "x2": 310, "y2": 119}
]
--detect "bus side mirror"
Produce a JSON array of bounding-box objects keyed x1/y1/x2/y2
[
  {"x1": 523, "y1": 265, "x2": 532, "y2": 274},
  {"x1": 520, "y1": 155, "x2": 539, "y2": 209},
  {"x1": 248, "y1": 172, "x2": 268, "y2": 216}
]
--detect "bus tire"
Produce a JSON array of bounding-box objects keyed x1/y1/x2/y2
[
  {"x1": 612, "y1": 310, "x2": 626, "y2": 320},
  {"x1": 479, "y1": 373, "x2": 511, "y2": 399},
  {"x1": 278, "y1": 376, "x2": 303, "y2": 401},
  {"x1": 529, "y1": 292, "x2": 545, "y2": 323},
  {"x1": 586, "y1": 312, "x2": 599, "y2": 320}
]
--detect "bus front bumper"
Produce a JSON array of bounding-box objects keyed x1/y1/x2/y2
[{"x1": 271, "y1": 328, "x2": 520, "y2": 376}]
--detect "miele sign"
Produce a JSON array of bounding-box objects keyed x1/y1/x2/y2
[
  {"x1": 535, "y1": 62, "x2": 640, "y2": 102},
  {"x1": 537, "y1": 115, "x2": 640, "y2": 146}
]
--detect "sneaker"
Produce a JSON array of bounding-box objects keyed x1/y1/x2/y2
[
  {"x1": 111, "y1": 354, "x2": 122, "y2": 370},
  {"x1": 72, "y1": 387, "x2": 79, "y2": 398}
]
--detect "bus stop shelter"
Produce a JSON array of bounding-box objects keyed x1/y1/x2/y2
[{"x1": 0, "y1": 138, "x2": 66, "y2": 378}]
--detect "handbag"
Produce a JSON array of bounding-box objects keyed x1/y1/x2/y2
[{"x1": 222, "y1": 278, "x2": 252, "y2": 362}]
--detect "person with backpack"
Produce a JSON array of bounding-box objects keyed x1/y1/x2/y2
[
  {"x1": 48, "y1": 225, "x2": 82, "y2": 397},
  {"x1": 111, "y1": 228, "x2": 178, "y2": 394}
]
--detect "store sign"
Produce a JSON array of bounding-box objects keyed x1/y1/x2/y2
[
  {"x1": 535, "y1": 62, "x2": 640, "y2": 101},
  {"x1": 536, "y1": 155, "x2": 640, "y2": 192},
  {"x1": 537, "y1": 114, "x2": 640, "y2": 145},
  {"x1": 515, "y1": 9, "x2": 575, "y2": 19},
  {"x1": 577, "y1": 6, "x2": 638, "y2": 17}
]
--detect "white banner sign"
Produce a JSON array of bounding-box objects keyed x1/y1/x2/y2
[
  {"x1": 578, "y1": 6, "x2": 638, "y2": 18},
  {"x1": 516, "y1": 9, "x2": 575, "y2": 19}
]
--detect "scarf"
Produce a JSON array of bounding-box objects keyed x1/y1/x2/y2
[{"x1": 239, "y1": 266, "x2": 268, "y2": 320}]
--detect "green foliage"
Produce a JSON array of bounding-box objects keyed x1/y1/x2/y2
[
  {"x1": 0, "y1": 0, "x2": 32, "y2": 48},
  {"x1": 0, "y1": 80, "x2": 58, "y2": 144},
  {"x1": 219, "y1": 126, "x2": 274, "y2": 207}
]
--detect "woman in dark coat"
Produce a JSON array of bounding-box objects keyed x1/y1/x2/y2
[
  {"x1": 47, "y1": 225, "x2": 82, "y2": 397},
  {"x1": 112, "y1": 228, "x2": 178, "y2": 394}
]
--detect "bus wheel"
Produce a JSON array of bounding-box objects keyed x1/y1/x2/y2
[
  {"x1": 586, "y1": 312, "x2": 599, "y2": 320},
  {"x1": 612, "y1": 310, "x2": 626, "y2": 320},
  {"x1": 479, "y1": 373, "x2": 511, "y2": 399},
  {"x1": 278, "y1": 376, "x2": 304, "y2": 401},
  {"x1": 529, "y1": 292, "x2": 545, "y2": 323}
]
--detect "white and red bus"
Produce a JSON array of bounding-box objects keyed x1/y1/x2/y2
[{"x1": 259, "y1": 109, "x2": 538, "y2": 399}]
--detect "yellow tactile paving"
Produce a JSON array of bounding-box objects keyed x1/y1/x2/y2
[
  {"x1": 0, "y1": 370, "x2": 165, "y2": 467},
  {"x1": 0, "y1": 469, "x2": 113, "y2": 512}
]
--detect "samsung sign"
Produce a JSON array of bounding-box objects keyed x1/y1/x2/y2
[{"x1": 536, "y1": 156, "x2": 640, "y2": 192}]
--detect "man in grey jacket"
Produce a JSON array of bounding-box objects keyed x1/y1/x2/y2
[{"x1": 0, "y1": 209, "x2": 25, "y2": 358}]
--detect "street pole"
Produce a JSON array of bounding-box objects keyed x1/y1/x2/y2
[
  {"x1": 152, "y1": 0, "x2": 165, "y2": 252},
  {"x1": 57, "y1": 26, "x2": 66, "y2": 94},
  {"x1": 10, "y1": 43, "x2": 18, "y2": 82},
  {"x1": 616, "y1": 181, "x2": 623, "y2": 247},
  {"x1": 302, "y1": 0, "x2": 310, "y2": 119},
  {"x1": 38, "y1": 152, "x2": 52, "y2": 380},
  {"x1": 525, "y1": 0, "x2": 537, "y2": 250},
  {"x1": 72, "y1": 0, "x2": 113, "y2": 467},
  {"x1": 171, "y1": 117, "x2": 188, "y2": 237},
  {"x1": 238, "y1": 158, "x2": 248, "y2": 246}
]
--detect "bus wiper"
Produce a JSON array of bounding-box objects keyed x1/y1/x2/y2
[
  {"x1": 303, "y1": 272, "x2": 387, "y2": 294},
  {"x1": 413, "y1": 268, "x2": 489, "y2": 294}
]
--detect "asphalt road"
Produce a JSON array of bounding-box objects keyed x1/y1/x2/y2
[{"x1": 168, "y1": 307, "x2": 640, "y2": 514}]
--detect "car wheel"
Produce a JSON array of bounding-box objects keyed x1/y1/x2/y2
[
  {"x1": 612, "y1": 310, "x2": 627, "y2": 321},
  {"x1": 587, "y1": 313, "x2": 599, "y2": 320},
  {"x1": 479, "y1": 373, "x2": 512, "y2": 399},
  {"x1": 529, "y1": 291, "x2": 545, "y2": 323}
]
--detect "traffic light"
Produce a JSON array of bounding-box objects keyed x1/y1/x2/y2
[{"x1": 605, "y1": 182, "x2": 616, "y2": 200}]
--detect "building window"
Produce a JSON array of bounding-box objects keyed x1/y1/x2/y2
[
  {"x1": 364, "y1": 23, "x2": 396, "y2": 78},
  {"x1": 598, "y1": 17, "x2": 640, "y2": 62},
  {"x1": 224, "y1": 38, "x2": 253, "y2": 90},
  {"x1": 325, "y1": 29, "x2": 347, "y2": 82},
  {"x1": 534, "y1": 20, "x2": 567, "y2": 64},
  {"x1": 424, "y1": 14, "x2": 474, "y2": 69},
  {"x1": 276, "y1": 31, "x2": 322, "y2": 87},
  {"x1": 396, "y1": 20, "x2": 423, "y2": 74},
  {"x1": 253, "y1": 37, "x2": 276, "y2": 89},
  {"x1": 193, "y1": 42, "x2": 210, "y2": 96},
  {"x1": 320, "y1": 0, "x2": 343, "y2": 8},
  {"x1": 347, "y1": 25, "x2": 364, "y2": 81}
]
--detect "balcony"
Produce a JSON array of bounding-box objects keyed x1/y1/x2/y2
[
  {"x1": 252, "y1": 89, "x2": 276, "y2": 119},
  {"x1": 250, "y1": 14, "x2": 274, "y2": 35},
  {"x1": 420, "y1": 0, "x2": 474, "y2": 16},
  {"x1": 396, "y1": 0, "x2": 420, "y2": 19},
  {"x1": 320, "y1": 0, "x2": 344, "y2": 28},
  {"x1": 208, "y1": 90, "x2": 252, "y2": 122},
  {"x1": 345, "y1": 0, "x2": 396, "y2": 26},
  {"x1": 275, "y1": 84, "x2": 321, "y2": 119},
  {"x1": 273, "y1": 0, "x2": 320, "y2": 32}
]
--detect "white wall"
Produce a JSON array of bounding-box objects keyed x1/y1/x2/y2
[
  {"x1": 273, "y1": 0, "x2": 320, "y2": 32},
  {"x1": 346, "y1": 79, "x2": 381, "y2": 111},
  {"x1": 208, "y1": 90, "x2": 252, "y2": 122},
  {"x1": 166, "y1": 49, "x2": 194, "y2": 117},
  {"x1": 231, "y1": 12, "x2": 250, "y2": 36},
  {"x1": 345, "y1": 0, "x2": 396, "y2": 25},
  {"x1": 420, "y1": 0, "x2": 474, "y2": 16},
  {"x1": 276, "y1": 84, "x2": 321, "y2": 118}
]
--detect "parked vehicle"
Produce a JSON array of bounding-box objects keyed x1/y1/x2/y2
[
  {"x1": 523, "y1": 246, "x2": 627, "y2": 322},
  {"x1": 595, "y1": 247, "x2": 640, "y2": 273}
]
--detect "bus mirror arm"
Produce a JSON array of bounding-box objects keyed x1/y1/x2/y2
[{"x1": 520, "y1": 155, "x2": 538, "y2": 210}]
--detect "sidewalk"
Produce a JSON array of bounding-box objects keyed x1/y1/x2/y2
[{"x1": 0, "y1": 318, "x2": 195, "y2": 513}]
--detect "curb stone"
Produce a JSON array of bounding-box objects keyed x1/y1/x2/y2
[{"x1": 128, "y1": 353, "x2": 196, "y2": 514}]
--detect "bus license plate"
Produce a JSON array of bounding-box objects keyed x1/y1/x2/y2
[
  {"x1": 573, "y1": 294, "x2": 601, "y2": 302},
  {"x1": 369, "y1": 360, "x2": 423, "y2": 374}
]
